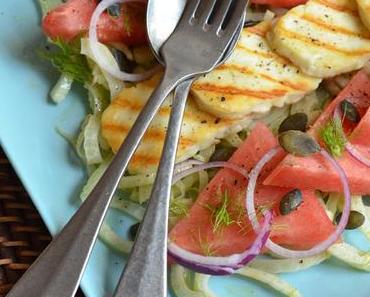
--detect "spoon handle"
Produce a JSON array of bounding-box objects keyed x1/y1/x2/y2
[
  {"x1": 6, "y1": 69, "x2": 183, "y2": 297},
  {"x1": 113, "y1": 79, "x2": 193, "y2": 297}
]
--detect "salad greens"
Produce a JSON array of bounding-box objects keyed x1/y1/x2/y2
[
  {"x1": 320, "y1": 118, "x2": 347, "y2": 157},
  {"x1": 40, "y1": 38, "x2": 92, "y2": 84},
  {"x1": 206, "y1": 191, "x2": 235, "y2": 233}
]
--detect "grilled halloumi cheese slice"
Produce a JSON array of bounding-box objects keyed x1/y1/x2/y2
[
  {"x1": 357, "y1": 0, "x2": 370, "y2": 31},
  {"x1": 101, "y1": 76, "x2": 253, "y2": 174},
  {"x1": 267, "y1": 0, "x2": 370, "y2": 78},
  {"x1": 190, "y1": 22, "x2": 321, "y2": 119}
]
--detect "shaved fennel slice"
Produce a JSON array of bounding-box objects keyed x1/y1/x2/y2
[
  {"x1": 119, "y1": 173, "x2": 156, "y2": 189},
  {"x1": 361, "y1": 201, "x2": 370, "y2": 231},
  {"x1": 118, "y1": 160, "x2": 203, "y2": 192},
  {"x1": 80, "y1": 38, "x2": 125, "y2": 98},
  {"x1": 110, "y1": 198, "x2": 145, "y2": 221},
  {"x1": 171, "y1": 265, "x2": 205, "y2": 297},
  {"x1": 193, "y1": 145, "x2": 216, "y2": 162},
  {"x1": 198, "y1": 170, "x2": 209, "y2": 193},
  {"x1": 79, "y1": 159, "x2": 143, "y2": 255},
  {"x1": 237, "y1": 267, "x2": 301, "y2": 297},
  {"x1": 80, "y1": 159, "x2": 145, "y2": 220},
  {"x1": 77, "y1": 114, "x2": 103, "y2": 165},
  {"x1": 325, "y1": 193, "x2": 339, "y2": 221},
  {"x1": 351, "y1": 196, "x2": 370, "y2": 240},
  {"x1": 329, "y1": 243, "x2": 370, "y2": 271},
  {"x1": 249, "y1": 253, "x2": 329, "y2": 274},
  {"x1": 225, "y1": 133, "x2": 244, "y2": 148},
  {"x1": 99, "y1": 223, "x2": 133, "y2": 255},
  {"x1": 194, "y1": 269, "x2": 302, "y2": 297},
  {"x1": 172, "y1": 265, "x2": 302, "y2": 297},
  {"x1": 80, "y1": 158, "x2": 110, "y2": 200},
  {"x1": 193, "y1": 274, "x2": 216, "y2": 297},
  {"x1": 50, "y1": 74, "x2": 73, "y2": 103},
  {"x1": 85, "y1": 83, "x2": 110, "y2": 114},
  {"x1": 138, "y1": 185, "x2": 152, "y2": 204}
]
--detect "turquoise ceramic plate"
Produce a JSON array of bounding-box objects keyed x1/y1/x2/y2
[{"x1": 1, "y1": 1, "x2": 370, "y2": 297}]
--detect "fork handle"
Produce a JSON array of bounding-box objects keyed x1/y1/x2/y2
[
  {"x1": 113, "y1": 79, "x2": 193, "y2": 297},
  {"x1": 6, "y1": 69, "x2": 184, "y2": 297}
]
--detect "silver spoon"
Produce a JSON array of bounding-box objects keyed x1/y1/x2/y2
[{"x1": 112, "y1": 1, "x2": 246, "y2": 297}]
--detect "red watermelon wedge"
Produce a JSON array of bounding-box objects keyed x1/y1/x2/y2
[
  {"x1": 170, "y1": 123, "x2": 334, "y2": 256},
  {"x1": 351, "y1": 107, "x2": 370, "y2": 147},
  {"x1": 264, "y1": 70, "x2": 370, "y2": 195}
]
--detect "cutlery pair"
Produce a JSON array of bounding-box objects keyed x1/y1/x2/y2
[{"x1": 7, "y1": 1, "x2": 247, "y2": 297}]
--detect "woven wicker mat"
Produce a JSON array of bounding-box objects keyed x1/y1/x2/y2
[{"x1": 0, "y1": 148, "x2": 84, "y2": 297}]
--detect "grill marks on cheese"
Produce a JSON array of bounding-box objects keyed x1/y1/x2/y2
[
  {"x1": 268, "y1": 0, "x2": 370, "y2": 78},
  {"x1": 191, "y1": 22, "x2": 321, "y2": 119},
  {"x1": 314, "y1": 0, "x2": 359, "y2": 14},
  {"x1": 357, "y1": 0, "x2": 370, "y2": 31},
  {"x1": 101, "y1": 76, "x2": 252, "y2": 173}
]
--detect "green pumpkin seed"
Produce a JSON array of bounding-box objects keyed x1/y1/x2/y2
[
  {"x1": 112, "y1": 48, "x2": 135, "y2": 72},
  {"x1": 210, "y1": 144, "x2": 236, "y2": 162},
  {"x1": 335, "y1": 210, "x2": 365, "y2": 230},
  {"x1": 341, "y1": 100, "x2": 360, "y2": 123},
  {"x1": 107, "y1": 4, "x2": 121, "y2": 17},
  {"x1": 129, "y1": 222, "x2": 141, "y2": 240},
  {"x1": 280, "y1": 189, "x2": 303, "y2": 215},
  {"x1": 362, "y1": 195, "x2": 370, "y2": 207},
  {"x1": 316, "y1": 84, "x2": 333, "y2": 108},
  {"x1": 278, "y1": 113, "x2": 308, "y2": 134},
  {"x1": 279, "y1": 131, "x2": 321, "y2": 156}
]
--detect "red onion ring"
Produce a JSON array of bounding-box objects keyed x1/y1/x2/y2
[
  {"x1": 168, "y1": 211, "x2": 272, "y2": 275},
  {"x1": 246, "y1": 147, "x2": 351, "y2": 258},
  {"x1": 88, "y1": 0, "x2": 160, "y2": 81},
  {"x1": 170, "y1": 160, "x2": 271, "y2": 275},
  {"x1": 334, "y1": 106, "x2": 370, "y2": 167},
  {"x1": 345, "y1": 142, "x2": 370, "y2": 167},
  {"x1": 172, "y1": 161, "x2": 249, "y2": 185},
  {"x1": 174, "y1": 159, "x2": 205, "y2": 175}
]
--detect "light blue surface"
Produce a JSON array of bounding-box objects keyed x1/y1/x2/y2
[{"x1": 1, "y1": 1, "x2": 370, "y2": 297}]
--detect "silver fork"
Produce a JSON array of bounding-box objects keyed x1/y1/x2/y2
[
  {"x1": 6, "y1": 1, "x2": 246, "y2": 297},
  {"x1": 113, "y1": 1, "x2": 247, "y2": 297}
]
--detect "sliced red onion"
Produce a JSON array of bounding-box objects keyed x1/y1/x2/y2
[
  {"x1": 168, "y1": 211, "x2": 272, "y2": 275},
  {"x1": 246, "y1": 147, "x2": 351, "y2": 258},
  {"x1": 88, "y1": 0, "x2": 160, "y2": 81},
  {"x1": 334, "y1": 106, "x2": 370, "y2": 167},
  {"x1": 345, "y1": 142, "x2": 370, "y2": 167},
  {"x1": 172, "y1": 161, "x2": 250, "y2": 185},
  {"x1": 174, "y1": 159, "x2": 205, "y2": 175}
]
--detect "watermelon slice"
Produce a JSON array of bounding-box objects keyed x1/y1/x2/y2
[
  {"x1": 170, "y1": 123, "x2": 334, "y2": 256},
  {"x1": 351, "y1": 107, "x2": 370, "y2": 147},
  {"x1": 264, "y1": 70, "x2": 370, "y2": 195},
  {"x1": 310, "y1": 70, "x2": 370, "y2": 139}
]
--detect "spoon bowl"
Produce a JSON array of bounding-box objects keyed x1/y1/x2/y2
[
  {"x1": 147, "y1": 0, "x2": 186, "y2": 63},
  {"x1": 147, "y1": 0, "x2": 245, "y2": 65}
]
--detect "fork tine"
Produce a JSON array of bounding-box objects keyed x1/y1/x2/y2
[
  {"x1": 179, "y1": 0, "x2": 201, "y2": 24},
  {"x1": 221, "y1": 0, "x2": 249, "y2": 35},
  {"x1": 196, "y1": 0, "x2": 218, "y2": 25},
  {"x1": 210, "y1": 0, "x2": 233, "y2": 29}
]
